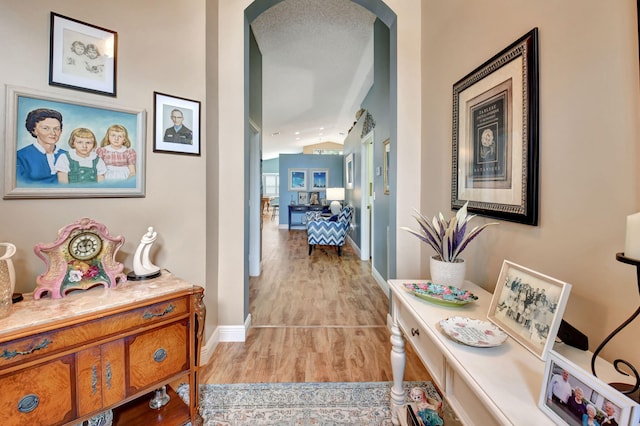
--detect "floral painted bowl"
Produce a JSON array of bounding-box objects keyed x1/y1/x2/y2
[{"x1": 403, "y1": 282, "x2": 478, "y2": 307}]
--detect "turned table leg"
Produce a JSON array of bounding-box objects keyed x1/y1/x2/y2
[{"x1": 390, "y1": 316, "x2": 406, "y2": 425}]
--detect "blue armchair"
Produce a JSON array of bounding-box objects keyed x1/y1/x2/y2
[{"x1": 306, "y1": 206, "x2": 353, "y2": 256}]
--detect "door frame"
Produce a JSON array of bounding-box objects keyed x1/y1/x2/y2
[{"x1": 360, "y1": 131, "x2": 374, "y2": 261}]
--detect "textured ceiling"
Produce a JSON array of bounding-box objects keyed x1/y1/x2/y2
[{"x1": 250, "y1": 0, "x2": 376, "y2": 160}]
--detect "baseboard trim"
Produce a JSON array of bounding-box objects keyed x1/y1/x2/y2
[
  {"x1": 371, "y1": 267, "x2": 390, "y2": 299},
  {"x1": 199, "y1": 314, "x2": 252, "y2": 366}
]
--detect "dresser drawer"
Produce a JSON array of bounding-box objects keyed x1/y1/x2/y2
[
  {"x1": 0, "y1": 296, "x2": 188, "y2": 370},
  {"x1": 396, "y1": 302, "x2": 446, "y2": 388},
  {"x1": 127, "y1": 320, "x2": 188, "y2": 392},
  {"x1": 0, "y1": 355, "x2": 75, "y2": 426}
]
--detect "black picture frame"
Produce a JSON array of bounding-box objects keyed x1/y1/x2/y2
[
  {"x1": 49, "y1": 12, "x2": 117, "y2": 97},
  {"x1": 451, "y1": 28, "x2": 539, "y2": 225},
  {"x1": 153, "y1": 92, "x2": 201, "y2": 156}
]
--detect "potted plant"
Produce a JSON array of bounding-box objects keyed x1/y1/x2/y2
[{"x1": 401, "y1": 202, "x2": 498, "y2": 286}]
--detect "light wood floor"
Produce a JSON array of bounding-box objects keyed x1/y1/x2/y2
[{"x1": 199, "y1": 211, "x2": 430, "y2": 383}]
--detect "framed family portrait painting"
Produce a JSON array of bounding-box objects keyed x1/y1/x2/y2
[
  {"x1": 3, "y1": 85, "x2": 145, "y2": 199},
  {"x1": 153, "y1": 92, "x2": 201, "y2": 156},
  {"x1": 451, "y1": 28, "x2": 539, "y2": 225},
  {"x1": 488, "y1": 260, "x2": 571, "y2": 360},
  {"x1": 49, "y1": 12, "x2": 117, "y2": 96}
]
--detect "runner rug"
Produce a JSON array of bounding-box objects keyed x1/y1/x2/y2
[{"x1": 177, "y1": 381, "x2": 440, "y2": 425}]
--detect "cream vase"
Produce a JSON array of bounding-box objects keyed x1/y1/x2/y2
[
  {"x1": 429, "y1": 255, "x2": 466, "y2": 287},
  {"x1": 0, "y1": 242, "x2": 16, "y2": 318}
]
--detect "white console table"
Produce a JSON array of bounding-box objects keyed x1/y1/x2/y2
[{"x1": 389, "y1": 279, "x2": 629, "y2": 426}]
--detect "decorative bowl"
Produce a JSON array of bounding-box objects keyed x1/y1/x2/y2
[{"x1": 403, "y1": 282, "x2": 478, "y2": 307}]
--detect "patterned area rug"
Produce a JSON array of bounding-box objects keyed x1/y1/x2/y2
[{"x1": 178, "y1": 381, "x2": 440, "y2": 425}]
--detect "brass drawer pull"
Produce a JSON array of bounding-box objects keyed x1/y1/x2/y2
[
  {"x1": 411, "y1": 328, "x2": 420, "y2": 336},
  {"x1": 106, "y1": 362, "x2": 112, "y2": 389},
  {"x1": 143, "y1": 304, "x2": 175, "y2": 320},
  {"x1": 17, "y1": 394, "x2": 39, "y2": 413},
  {"x1": 154, "y1": 348, "x2": 167, "y2": 362},
  {"x1": 2, "y1": 338, "x2": 53, "y2": 360}
]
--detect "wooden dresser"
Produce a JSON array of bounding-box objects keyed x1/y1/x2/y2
[{"x1": 0, "y1": 270, "x2": 205, "y2": 426}]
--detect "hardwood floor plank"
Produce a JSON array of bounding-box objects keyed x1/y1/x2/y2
[{"x1": 200, "y1": 215, "x2": 430, "y2": 384}]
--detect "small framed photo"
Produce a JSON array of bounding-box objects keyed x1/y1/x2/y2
[
  {"x1": 383, "y1": 138, "x2": 390, "y2": 195},
  {"x1": 345, "y1": 153, "x2": 354, "y2": 189},
  {"x1": 153, "y1": 92, "x2": 201, "y2": 156},
  {"x1": 488, "y1": 260, "x2": 571, "y2": 360},
  {"x1": 310, "y1": 169, "x2": 329, "y2": 190},
  {"x1": 288, "y1": 168, "x2": 307, "y2": 191},
  {"x1": 49, "y1": 12, "x2": 117, "y2": 97},
  {"x1": 298, "y1": 192, "x2": 309, "y2": 205},
  {"x1": 539, "y1": 350, "x2": 638, "y2": 426}
]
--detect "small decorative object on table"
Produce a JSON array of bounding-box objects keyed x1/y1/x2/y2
[
  {"x1": 0, "y1": 242, "x2": 16, "y2": 318},
  {"x1": 590, "y1": 252, "x2": 640, "y2": 402},
  {"x1": 127, "y1": 226, "x2": 162, "y2": 281},
  {"x1": 149, "y1": 385, "x2": 170, "y2": 409},
  {"x1": 401, "y1": 201, "x2": 497, "y2": 287},
  {"x1": 409, "y1": 387, "x2": 443, "y2": 426},
  {"x1": 403, "y1": 282, "x2": 477, "y2": 307},
  {"x1": 33, "y1": 217, "x2": 126, "y2": 299},
  {"x1": 439, "y1": 316, "x2": 508, "y2": 347}
]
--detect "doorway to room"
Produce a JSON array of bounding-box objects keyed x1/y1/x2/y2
[{"x1": 245, "y1": 0, "x2": 398, "y2": 323}]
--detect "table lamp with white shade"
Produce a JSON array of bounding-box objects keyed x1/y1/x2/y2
[{"x1": 326, "y1": 187, "x2": 345, "y2": 215}]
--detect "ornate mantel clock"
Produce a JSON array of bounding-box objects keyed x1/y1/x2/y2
[{"x1": 33, "y1": 218, "x2": 127, "y2": 299}]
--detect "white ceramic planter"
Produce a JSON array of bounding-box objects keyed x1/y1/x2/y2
[{"x1": 429, "y1": 255, "x2": 466, "y2": 287}]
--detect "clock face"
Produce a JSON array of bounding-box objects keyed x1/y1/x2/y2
[{"x1": 68, "y1": 231, "x2": 103, "y2": 261}]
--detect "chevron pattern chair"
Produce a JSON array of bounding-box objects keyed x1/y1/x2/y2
[{"x1": 306, "y1": 205, "x2": 353, "y2": 256}]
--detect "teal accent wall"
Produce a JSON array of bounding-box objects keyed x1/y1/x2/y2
[
  {"x1": 278, "y1": 154, "x2": 344, "y2": 226},
  {"x1": 262, "y1": 158, "x2": 279, "y2": 173},
  {"x1": 343, "y1": 18, "x2": 391, "y2": 280}
]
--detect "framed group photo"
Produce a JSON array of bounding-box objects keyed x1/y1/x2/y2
[
  {"x1": 488, "y1": 260, "x2": 571, "y2": 360},
  {"x1": 451, "y1": 28, "x2": 539, "y2": 225},
  {"x1": 49, "y1": 12, "x2": 117, "y2": 96},
  {"x1": 153, "y1": 92, "x2": 201, "y2": 156},
  {"x1": 539, "y1": 350, "x2": 638, "y2": 426},
  {"x1": 4, "y1": 85, "x2": 146, "y2": 199}
]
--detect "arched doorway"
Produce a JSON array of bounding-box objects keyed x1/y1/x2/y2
[{"x1": 243, "y1": 0, "x2": 398, "y2": 322}]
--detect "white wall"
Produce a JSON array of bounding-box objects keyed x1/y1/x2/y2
[
  {"x1": 0, "y1": 1, "x2": 209, "y2": 310},
  {"x1": 420, "y1": 0, "x2": 640, "y2": 366}
]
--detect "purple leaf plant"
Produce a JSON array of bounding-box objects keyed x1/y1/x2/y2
[{"x1": 400, "y1": 202, "x2": 498, "y2": 262}]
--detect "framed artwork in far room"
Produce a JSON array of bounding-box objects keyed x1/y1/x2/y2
[
  {"x1": 383, "y1": 138, "x2": 390, "y2": 195},
  {"x1": 345, "y1": 153, "x2": 354, "y2": 189},
  {"x1": 288, "y1": 168, "x2": 307, "y2": 191},
  {"x1": 451, "y1": 28, "x2": 539, "y2": 225},
  {"x1": 488, "y1": 260, "x2": 571, "y2": 360},
  {"x1": 153, "y1": 92, "x2": 201, "y2": 156},
  {"x1": 310, "y1": 169, "x2": 329, "y2": 191},
  {"x1": 49, "y1": 12, "x2": 117, "y2": 97}
]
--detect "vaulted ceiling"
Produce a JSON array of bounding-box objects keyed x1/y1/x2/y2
[{"x1": 250, "y1": 0, "x2": 376, "y2": 160}]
